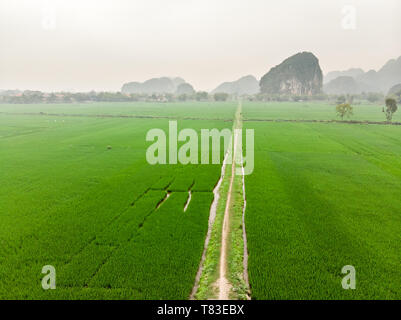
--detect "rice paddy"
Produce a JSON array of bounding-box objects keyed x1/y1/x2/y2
[{"x1": 1, "y1": 101, "x2": 400, "y2": 299}]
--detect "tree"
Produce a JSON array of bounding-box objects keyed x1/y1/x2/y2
[
  {"x1": 387, "y1": 84, "x2": 401, "y2": 103},
  {"x1": 62, "y1": 94, "x2": 72, "y2": 103},
  {"x1": 336, "y1": 103, "x2": 353, "y2": 120},
  {"x1": 195, "y1": 91, "x2": 208, "y2": 101},
  {"x1": 346, "y1": 94, "x2": 354, "y2": 104},
  {"x1": 178, "y1": 94, "x2": 187, "y2": 101},
  {"x1": 213, "y1": 92, "x2": 229, "y2": 101},
  {"x1": 383, "y1": 98, "x2": 398, "y2": 121},
  {"x1": 336, "y1": 95, "x2": 346, "y2": 105},
  {"x1": 366, "y1": 92, "x2": 383, "y2": 103},
  {"x1": 175, "y1": 83, "x2": 195, "y2": 95}
]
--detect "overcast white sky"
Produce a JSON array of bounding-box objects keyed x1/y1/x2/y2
[{"x1": 0, "y1": 0, "x2": 400, "y2": 92}]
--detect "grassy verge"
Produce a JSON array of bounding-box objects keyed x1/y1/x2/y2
[
  {"x1": 226, "y1": 103, "x2": 249, "y2": 299},
  {"x1": 195, "y1": 101, "x2": 250, "y2": 300},
  {"x1": 194, "y1": 163, "x2": 231, "y2": 299},
  {"x1": 227, "y1": 170, "x2": 249, "y2": 299}
]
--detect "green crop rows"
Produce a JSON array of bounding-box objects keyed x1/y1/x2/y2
[
  {"x1": 242, "y1": 101, "x2": 401, "y2": 122},
  {"x1": 244, "y1": 106, "x2": 401, "y2": 299},
  {"x1": 1, "y1": 101, "x2": 401, "y2": 300},
  {"x1": 0, "y1": 102, "x2": 236, "y2": 299}
]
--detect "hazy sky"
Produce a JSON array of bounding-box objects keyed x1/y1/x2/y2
[{"x1": 0, "y1": 0, "x2": 400, "y2": 92}]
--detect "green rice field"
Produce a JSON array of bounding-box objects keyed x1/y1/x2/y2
[
  {"x1": 243, "y1": 103, "x2": 401, "y2": 299},
  {"x1": 1, "y1": 101, "x2": 400, "y2": 299},
  {"x1": 0, "y1": 102, "x2": 235, "y2": 299}
]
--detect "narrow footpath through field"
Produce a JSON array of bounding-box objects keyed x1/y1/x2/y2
[
  {"x1": 217, "y1": 122, "x2": 238, "y2": 299},
  {"x1": 216, "y1": 102, "x2": 249, "y2": 299},
  {"x1": 190, "y1": 101, "x2": 249, "y2": 300}
]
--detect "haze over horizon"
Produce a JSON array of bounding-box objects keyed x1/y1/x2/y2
[{"x1": 1, "y1": 0, "x2": 400, "y2": 92}]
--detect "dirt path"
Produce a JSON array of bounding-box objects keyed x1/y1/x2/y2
[
  {"x1": 190, "y1": 101, "x2": 248, "y2": 300},
  {"x1": 189, "y1": 150, "x2": 230, "y2": 299},
  {"x1": 217, "y1": 102, "x2": 245, "y2": 300},
  {"x1": 217, "y1": 128, "x2": 238, "y2": 299}
]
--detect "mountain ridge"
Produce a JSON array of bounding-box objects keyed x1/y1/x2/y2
[
  {"x1": 324, "y1": 56, "x2": 401, "y2": 94},
  {"x1": 121, "y1": 77, "x2": 193, "y2": 94},
  {"x1": 211, "y1": 75, "x2": 259, "y2": 95}
]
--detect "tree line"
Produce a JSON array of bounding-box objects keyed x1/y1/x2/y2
[
  {"x1": 0, "y1": 90, "x2": 223, "y2": 104},
  {"x1": 1, "y1": 89, "x2": 391, "y2": 105}
]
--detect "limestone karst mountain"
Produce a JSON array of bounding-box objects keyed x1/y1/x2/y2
[
  {"x1": 175, "y1": 83, "x2": 195, "y2": 95},
  {"x1": 259, "y1": 52, "x2": 323, "y2": 96},
  {"x1": 323, "y1": 76, "x2": 361, "y2": 94},
  {"x1": 324, "y1": 56, "x2": 401, "y2": 94},
  {"x1": 324, "y1": 68, "x2": 365, "y2": 84},
  {"x1": 121, "y1": 77, "x2": 192, "y2": 94},
  {"x1": 211, "y1": 75, "x2": 259, "y2": 95}
]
